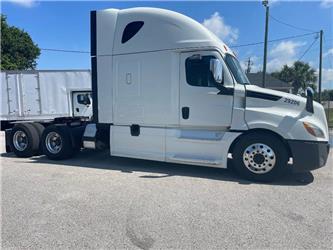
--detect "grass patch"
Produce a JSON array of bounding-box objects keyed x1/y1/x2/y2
[{"x1": 325, "y1": 108, "x2": 333, "y2": 128}]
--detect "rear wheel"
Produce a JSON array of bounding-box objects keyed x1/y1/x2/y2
[
  {"x1": 10, "y1": 123, "x2": 39, "y2": 157},
  {"x1": 41, "y1": 125, "x2": 75, "y2": 160},
  {"x1": 31, "y1": 123, "x2": 45, "y2": 155},
  {"x1": 31, "y1": 123, "x2": 45, "y2": 138},
  {"x1": 232, "y1": 133, "x2": 289, "y2": 182}
]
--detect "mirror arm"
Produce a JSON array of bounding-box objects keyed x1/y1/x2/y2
[
  {"x1": 305, "y1": 87, "x2": 314, "y2": 113},
  {"x1": 306, "y1": 96, "x2": 314, "y2": 113}
]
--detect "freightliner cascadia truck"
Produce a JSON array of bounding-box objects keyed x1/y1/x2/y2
[{"x1": 1, "y1": 8, "x2": 330, "y2": 182}]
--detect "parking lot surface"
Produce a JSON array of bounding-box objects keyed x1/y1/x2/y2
[{"x1": 1, "y1": 133, "x2": 332, "y2": 249}]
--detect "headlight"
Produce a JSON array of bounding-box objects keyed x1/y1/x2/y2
[{"x1": 303, "y1": 122, "x2": 325, "y2": 138}]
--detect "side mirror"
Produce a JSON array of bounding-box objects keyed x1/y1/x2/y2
[
  {"x1": 305, "y1": 87, "x2": 314, "y2": 113},
  {"x1": 210, "y1": 59, "x2": 223, "y2": 84},
  {"x1": 84, "y1": 94, "x2": 91, "y2": 105}
]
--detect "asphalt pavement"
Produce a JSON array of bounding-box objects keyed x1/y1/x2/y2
[{"x1": 1, "y1": 132, "x2": 332, "y2": 249}]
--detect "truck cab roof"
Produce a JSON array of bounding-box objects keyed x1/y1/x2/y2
[{"x1": 95, "y1": 7, "x2": 233, "y2": 56}]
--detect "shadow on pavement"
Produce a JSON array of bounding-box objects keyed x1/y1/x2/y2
[{"x1": 1, "y1": 149, "x2": 314, "y2": 186}]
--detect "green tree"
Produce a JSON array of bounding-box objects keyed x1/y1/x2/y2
[
  {"x1": 1, "y1": 15, "x2": 40, "y2": 70},
  {"x1": 320, "y1": 89, "x2": 333, "y2": 101},
  {"x1": 271, "y1": 61, "x2": 317, "y2": 95}
]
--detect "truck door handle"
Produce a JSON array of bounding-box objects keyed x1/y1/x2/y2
[{"x1": 182, "y1": 107, "x2": 189, "y2": 119}]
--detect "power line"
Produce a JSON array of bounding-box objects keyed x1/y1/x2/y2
[
  {"x1": 39, "y1": 32, "x2": 320, "y2": 54},
  {"x1": 292, "y1": 47, "x2": 332, "y2": 59},
  {"x1": 230, "y1": 31, "x2": 318, "y2": 48},
  {"x1": 41, "y1": 48, "x2": 90, "y2": 54},
  {"x1": 269, "y1": 15, "x2": 316, "y2": 33},
  {"x1": 298, "y1": 36, "x2": 319, "y2": 61},
  {"x1": 239, "y1": 41, "x2": 331, "y2": 59}
]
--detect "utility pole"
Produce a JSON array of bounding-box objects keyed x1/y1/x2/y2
[
  {"x1": 262, "y1": 0, "x2": 269, "y2": 88},
  {"x1": 246, "y1": 57, "x2": 253, "y2": 74},
  {"x1": 318, "y1": 30, "x2": 323, "y2": 103}
]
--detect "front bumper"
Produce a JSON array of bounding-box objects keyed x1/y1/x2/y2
[{"x1": 288, "y1": 140, "x2": 330, "y2": 172}]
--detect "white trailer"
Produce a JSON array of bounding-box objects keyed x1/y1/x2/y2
[
  {"x1": 1, "y1": 70, "x2": 92, "y2": 121},
  {"x1": 3, "y1": 8, "x2": 330, "y2": 182},
  {"x1": 1, "y1": 70, "x2": 92, "y2": 154}
]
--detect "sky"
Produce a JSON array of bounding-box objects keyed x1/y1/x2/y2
[{"x1": 1, "y1": 0, "x2": 333, "y2": 89}]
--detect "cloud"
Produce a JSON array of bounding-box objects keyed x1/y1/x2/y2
[
  {"x1": 320, "y1": 0, "x2": 333, "y2": 8},
  {"x1": 324, "y1": 48, "x2": 333, "y2": 57},
  {"x1": 202, "y1": 12, "x2": 239, "y2": 44},
  {"x1": 321, "y1": 68, "x2": 333, "y2": 89},
  {"x1": 6, "y1": 0, "x2": 36, "y2": 7},
  {"x1": 266, "y1": 40, "x2": 305, "y2": 72},
  {"x1": 244, "y1": 42, "x2": 333, "y2": 89},
  {"x1": 269, "y1": 40, "x2": 304, "y2": 58},
  {"x1": 269, "y1": 0, "x2": 281, "y2": 7},
  {"x1": 245, "y1": 40, "x2": 307, "y2": 73}
]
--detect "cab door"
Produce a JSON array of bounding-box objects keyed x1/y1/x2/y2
[
  {"x1": 179, "y1": 51, "x2": 234, "y2": 129},
  {"x1": 72, "y1": 91, "x2": 93, "y2": 118}
]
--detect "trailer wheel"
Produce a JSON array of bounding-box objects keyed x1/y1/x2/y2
[
  {"x1": 232, "y1": 133, "x2": 288, "y2": 182},
  {"x1": 31, "y1": 123, "x2": 45, "y2": 155},
  {"x1": 31, "y1": 123, "x2": 45, "y2": 137},
  {"x1": 10, "y1": 123, "x2": 40, "y2": 157},
  {"x1": 41, "y1": 125, "x2": 74, "y2": 160}
]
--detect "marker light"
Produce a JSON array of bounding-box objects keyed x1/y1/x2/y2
[{"x1": 303, "y1": 122, "x2": 325, "y2": 138}]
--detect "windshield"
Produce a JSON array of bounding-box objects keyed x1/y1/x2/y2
[{"x1": 225, "y1": 54, "x2": 250, "y2": 85}]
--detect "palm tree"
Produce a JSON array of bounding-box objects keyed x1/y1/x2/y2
[{"x1": 271, "y1": 61, "x2": 317, "y2": 95}]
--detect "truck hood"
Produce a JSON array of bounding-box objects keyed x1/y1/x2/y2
[
  {"x1": 245, "y1": 84, "x2": 305, "y2": 106},
  {"x1": 244, "y1": 84, "x2": 329, "y2": 142}
]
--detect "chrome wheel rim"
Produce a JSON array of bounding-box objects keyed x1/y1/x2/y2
[
  {"x1": 13, "y1": 130, "x2": 28, "y2": 151},
  {"x1": 243, "y1": 143, "x2": 276, "y2": 174},
  {"x1": 45, "y1": 132, "x2": 62, "y2": 154}
]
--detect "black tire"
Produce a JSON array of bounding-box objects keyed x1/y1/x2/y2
[
  {"x1": 9, "y1": 123, "x2": 40, "y2": 157},
  {"x1": 31, "y1": 123, "x2": 45, "y2": 138},
  {"x1": 232, "y1": 133, "x2": 289, "y2": 182},
  {"x1": 41, "y1": 125, "x2": 75, "y2": 160},
  {"x1": 31, "y1": 123, "x2": 45, "y2": 155}
]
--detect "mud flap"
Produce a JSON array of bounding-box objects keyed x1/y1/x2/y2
[{"x1": 5, "y1": 129, "x2": 12, "y2": 153}]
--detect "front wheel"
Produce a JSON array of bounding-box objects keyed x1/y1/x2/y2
[
  {"x1": 232, "y1": 133, "x2": 289, "y2": 182},
  {"x1": 41, "y1": 125, "x2": 75, "y2": 160}
]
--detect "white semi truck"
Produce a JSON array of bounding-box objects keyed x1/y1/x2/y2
[{"x1": 1, "y1": 8, "x2": 330, "y2": 181}]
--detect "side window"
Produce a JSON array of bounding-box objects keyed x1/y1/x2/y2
[
  {"x1": 185, "y1": 55, "x2": 216, "y2": 87},
  {"x1": 121, "y1": 21, "x2": 144, "y2": 44},
  {"x1": 77, "y1": 94, "x2": 91, "y2": 105}
]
